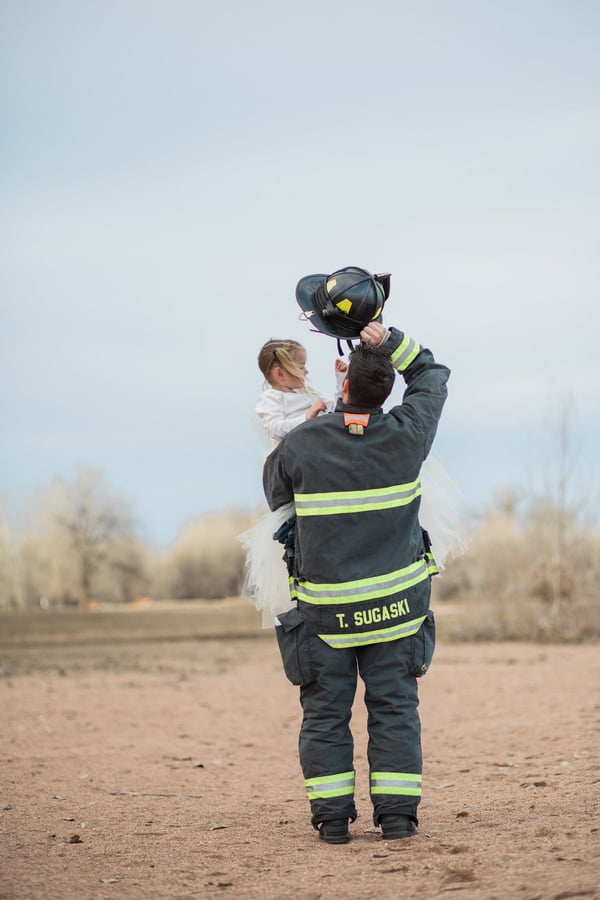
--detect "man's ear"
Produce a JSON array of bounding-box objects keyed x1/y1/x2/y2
[{"x1": 342, "y1": 377, "x2": 350, "y2": 403}]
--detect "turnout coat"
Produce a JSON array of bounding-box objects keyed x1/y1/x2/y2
[{"x1": 262, "y1": 329, "x2": 450, "y2": 649}]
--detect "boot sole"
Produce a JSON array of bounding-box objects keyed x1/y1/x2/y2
[
  {"x1": 319, "y1": 832, "x2": 350, "y2": 844},
  {"x1": 382, "y1": 827, "x2": 417, "y2": 840}
]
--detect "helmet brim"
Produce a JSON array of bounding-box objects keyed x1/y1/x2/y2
[{"x1": 296, "y1": 273, "x2": 364, "y2": 339}]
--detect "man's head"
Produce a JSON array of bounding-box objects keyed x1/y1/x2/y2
[{"x1": 343, "y1": 344, "x2": 395, "y2": 408}]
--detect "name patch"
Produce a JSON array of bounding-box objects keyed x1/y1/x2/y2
[{"x1": 334, "y1": 599, "x2": 410, "y2": 629}]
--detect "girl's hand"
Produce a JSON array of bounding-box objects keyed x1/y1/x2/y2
[
  {"x1": 335, "y1": 359, "x2": 348, "y2": 374},
  {"x1": 306, "y1": 400, "x2": 327, "y2": 420},
  {"x1": 360, "y1": 322, "x2": 387, "y2": 346}
]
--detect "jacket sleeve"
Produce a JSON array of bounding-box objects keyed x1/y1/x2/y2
[
  {"x1": 262, "y1": 441, "x2": 294, "y2": 512},
  {"x1": 379, "y1": 327, "x2": 451, "y2": 458}
]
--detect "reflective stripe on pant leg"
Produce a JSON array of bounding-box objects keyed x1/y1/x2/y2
[
  {"x1": 370, "y1": 772, "x2": 422, "y2": 797},
  {"x1": 305, "y1": 771, "x2": 355, "y2": 800}
]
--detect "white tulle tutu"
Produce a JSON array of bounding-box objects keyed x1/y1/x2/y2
[
  {"x1": 419, "y1": 453, "x2": 469, "y2": 568},
  {"x1": 238, "y1": 502, "x2": 296, "y2": 628}
]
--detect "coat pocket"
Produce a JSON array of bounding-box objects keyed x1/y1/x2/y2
[
  {"x1": 408, "y1": 610, "x2": 436, "y2": 677},
  {"x1": 275, "y1": 607, "x2": 314, "y2": 686}
]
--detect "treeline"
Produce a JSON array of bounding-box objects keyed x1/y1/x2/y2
[
  {"x1": 1, "y1": 470, "x2": 598, "y2": 641},
  {"x1": 0, "y1": 470, "x2": 255, "y2": 609}
]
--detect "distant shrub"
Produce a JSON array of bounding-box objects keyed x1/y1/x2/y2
[
  {"x1": 434, "y1": 492, "x2": 600, "y2": 642},
  {"x1": 153, "y1": 507, "x2": 259, "y2": 601}
]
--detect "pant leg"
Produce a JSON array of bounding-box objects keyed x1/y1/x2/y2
[
  {"x1": 357, "y1": 612, "x2": 435, "y2": 826},
  {"x1": 299, "y1": 630, "x2": 358, "y2": 828}
]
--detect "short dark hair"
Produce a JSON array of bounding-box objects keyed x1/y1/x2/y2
[{"x1": 346, "y1": 344, "x2": 395, "y2": 408}]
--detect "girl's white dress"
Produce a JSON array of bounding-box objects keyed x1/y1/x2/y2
[
  {"x1": 419, "y1": 453, "x2": 469, "y2": 569},
  {"x1": 238, "y1": 500, "x2": 296, "y2": 628},
  {"x1": 239, "y1": 380, "x2": 468, "y2": 628},
  {"x1": 253, "y1": 386, "x2": 325, "y2": 444}
]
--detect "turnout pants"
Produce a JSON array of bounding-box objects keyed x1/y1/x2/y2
[{"x1": 276, "y1": 609, "x2": 435, "y2": 828}]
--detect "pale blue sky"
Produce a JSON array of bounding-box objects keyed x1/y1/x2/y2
[{"x1": 2, "y1": 0, "x2": 599, "y2": 546}]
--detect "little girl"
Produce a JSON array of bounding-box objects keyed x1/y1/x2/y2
[
  {"x1": 255, "y1": 337, "x2": 347, "y2": 447},
  {"x1": 239, "y1": 338, "x2": 347, "y2": 626}
]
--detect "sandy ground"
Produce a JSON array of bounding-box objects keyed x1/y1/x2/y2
[{"x1": 1, "y1": 603, "x2": 599, "y2": 900}]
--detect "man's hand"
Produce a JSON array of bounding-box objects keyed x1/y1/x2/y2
[
  {"x1": 306, "y1": 399, "x2": 327, "y2": 420},
  {"x1": 360, "y1": 322, "x2": 387, "y2": 346},
  {"x1": 335, "y1": 359, "x2": 348, "y2": 374}
]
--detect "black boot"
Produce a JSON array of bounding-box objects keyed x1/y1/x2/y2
[
  {"x1": 380, "y1": 814, "x2": 417, "y2": 840},
  {"x1": 318, "y1": 818, "x2": 350, "y2": 844}
]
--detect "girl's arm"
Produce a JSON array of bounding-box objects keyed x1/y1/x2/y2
[{"x1": 329, "y1": 358, "x2": 348, "y2": 410}]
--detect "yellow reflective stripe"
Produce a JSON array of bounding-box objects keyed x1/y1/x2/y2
[
  {"x1": 319, "y1": 615, "x2": 426, "y2": 648},
  {"x1": 370, "y1": 772, "x2": 422, "y2": 796},
  {"x1": 425, "y1": 552, "x2": 439, "y2": 576},
  {"x1": 294, "y1": 479, "x2": 421, "y2": 517},
  {"x1": 390, "y1": 333, "x2": 421, "y2": 372},
  {"x1": 305, "y1": 771, "x2": 355, "y2": 799},
  {"x1": 296, "y1": 560, "x2": 430, "y2": 605}
]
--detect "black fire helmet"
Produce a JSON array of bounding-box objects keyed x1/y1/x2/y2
[{"x1": 296, "y1": 266, "x2": 390, "y2": 341}]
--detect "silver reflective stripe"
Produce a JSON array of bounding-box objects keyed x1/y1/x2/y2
[
  {"x1": 370, "y1": 771, "x2": 422, "y2": 795},
  {"x1": 296, "y1": 559, "x2": 430, "y2": 605},
  {"x1": 305, "y1": 771, "x2": 355, "y2": 799},
  {"x1": 390, "y1": 334, "x2": 420, "y2": 371},
  {"x1": 320, "y1": 615, "x2": 426, "y2": 648},
  {"x1": 295, "y1": 480, "x2": 421, "y2": 517}
]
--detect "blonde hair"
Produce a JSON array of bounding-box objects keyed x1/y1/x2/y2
[{"x1": 257, "y1": 338, "x2": 307, "y2": 389}]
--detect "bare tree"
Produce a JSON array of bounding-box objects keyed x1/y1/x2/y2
[
  {"x1": 533, "y1": 395, "x2": 588, "y2": 634},
  {"x1": 53, "y1": 470, "x2": 136, "y2": 604},
  {"x1": 0, "y1": 501, "x2": 16, "y2": 608},
  {"x1": 102, "y1": 534, "x2": 150, "y2": 603},
  {"x1": 549, "y1": 405, "x2": 571, "y2": 625}
]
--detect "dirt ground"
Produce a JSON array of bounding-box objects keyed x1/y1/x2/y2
[{"x1": 1, "y1": 601, "x2": 599, "y2": 900}]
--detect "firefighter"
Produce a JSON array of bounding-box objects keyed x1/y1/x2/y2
[{"x1": 263, "y1": 266, "x2": 450, "y2": 844}]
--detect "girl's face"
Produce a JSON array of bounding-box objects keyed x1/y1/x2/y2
[{"x1": 277, "y1": 348, "x2": 308, "y2": 392}]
